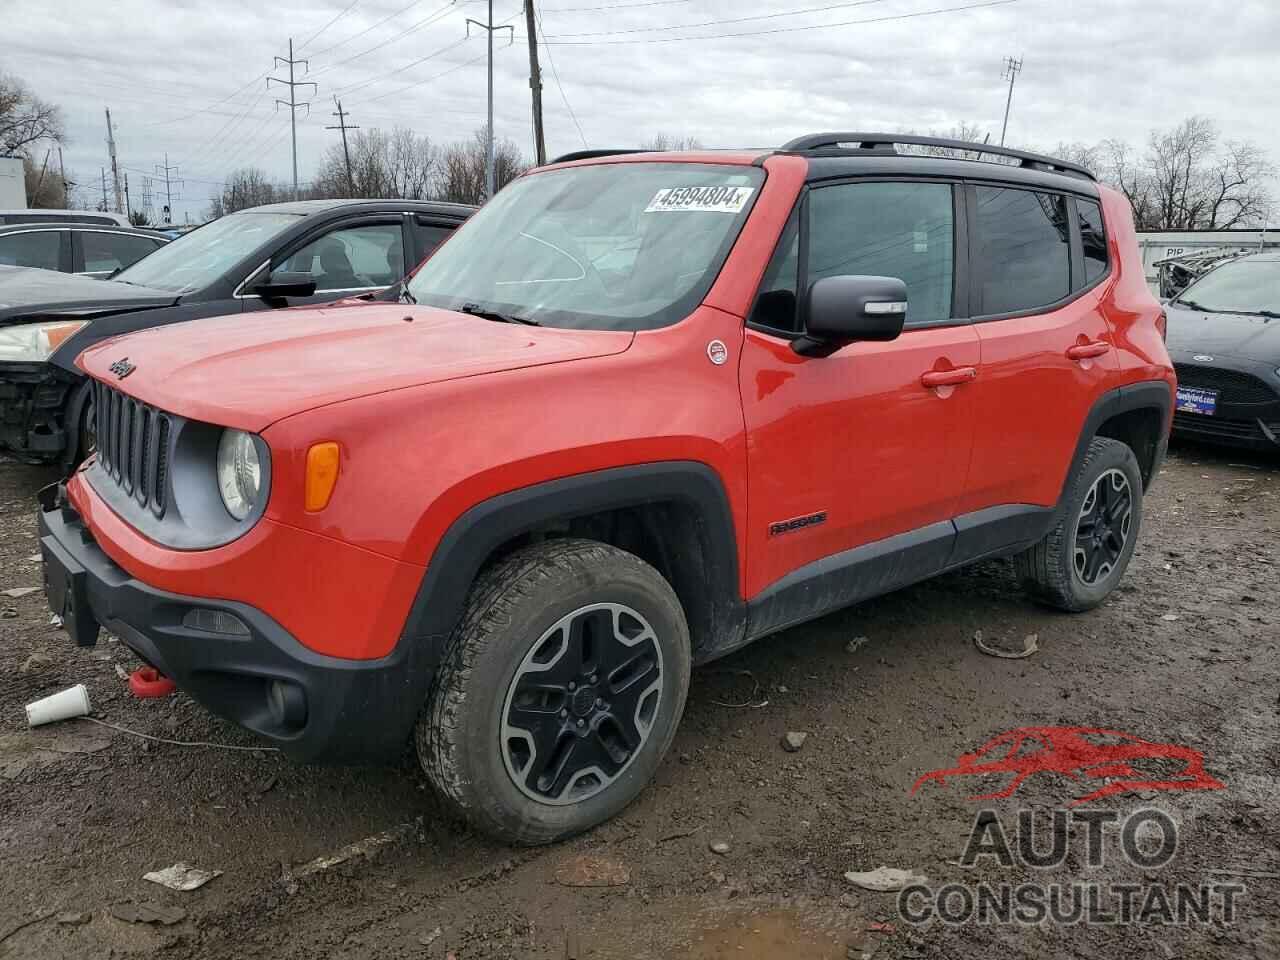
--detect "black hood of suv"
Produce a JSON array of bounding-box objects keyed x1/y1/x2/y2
[
  {"x1": 1165, "y1": 303, "x2": 1280, "y2": 363},
  {"x1": 0, "y1": 265, "x2": 177, "y2": 325}
]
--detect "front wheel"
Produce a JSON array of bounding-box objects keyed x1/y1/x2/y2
[
  {"x1": 1014, "y1": 436, "x2": 1144, "y2": 612},
  {"x1": 417, "y1": 539, "x2": 691, "y2": 845}
]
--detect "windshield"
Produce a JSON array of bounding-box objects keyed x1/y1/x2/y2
[
  {"x1": 1177, "y1": 257, "x2": 1280, "y2": 315},
  {"x1": 114, "y1": 211, "x2": 302, "y2": 294},
  {"x1": 407, "y1": 162, "x2": 763, "y2": 330}
]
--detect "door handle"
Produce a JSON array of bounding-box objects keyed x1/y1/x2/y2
[
  {"x1": 921, "y1": 367, "x2": 978, "y2": 388},
  {"x1": 1066, "y1": 341, "x2": 1110, "y2": 361}
]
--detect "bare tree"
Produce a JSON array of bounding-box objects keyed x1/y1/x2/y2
[
  {"x1": 0, "y1": 73, "x2": 64, "y2": 157},
  {"x1": 313, "y1": 127, "x2": 438, "y2": 200},
  {"x1": 437, "y1": 130, "x2": 528, "y2": 205},
  {"x1": 641, "y1": 133, "x2": 704, "y2": 151},
  {"x1": 211, "y1": 167, "x2": 283, "y2": 217},
  {"x1": 1129, "y1": 117, "x2": 1274, "y2": 230},
  {"x1": 22, "y1": 152, "x2": 67, "y2": 208}
]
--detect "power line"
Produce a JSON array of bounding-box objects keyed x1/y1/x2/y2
[
  {"x1": 542, "y1": 0, "x2": 893, "y2": 37},
  {"x1": 529, "y1": 0, "x2": 1019, "y2": 44},
  {"x1": 535, "y1": 4, "x2": 586, "y2": 149},
  {"x1": 541, "y1": 0, "x2": 692, "y2": 8},
  {"x1": 332, "y1": 36, "x2": 469, "y2": 98},
  {"x1": 348, "y1": 49, "x2": 489, "y2": 107},
  {"x1": 309, "y1": 2, "x2": 456, "y2": 78},
  {"x1": 308, "y1": 0, "x2": 433, "y2": 59},
  {"x1": 300, "y1": 0, "x2": 362, "y2": 49}
]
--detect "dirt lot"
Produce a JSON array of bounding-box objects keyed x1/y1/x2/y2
[{"x1": 0, "y1": 442, "x2": 1277, "y2": 960}]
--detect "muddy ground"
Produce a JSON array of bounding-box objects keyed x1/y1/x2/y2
[{"x1": 0, "y1": 442, "x2": 1276, "y2": 960}]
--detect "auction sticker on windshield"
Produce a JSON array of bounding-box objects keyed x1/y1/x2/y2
[{"x1": 644, "y1": 186, "x2": 755, "y2": 214}]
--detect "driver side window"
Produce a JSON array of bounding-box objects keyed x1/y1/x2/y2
[{"x1": 278, "y1": 223, "x2": 404, "y2": 292}]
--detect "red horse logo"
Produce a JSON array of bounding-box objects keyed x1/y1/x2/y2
[{"x1": 911, "y1": 726, "x2": 1224, "y2": 806}]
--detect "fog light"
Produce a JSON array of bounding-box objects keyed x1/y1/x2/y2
[
  {"x1": 182, "y1": 608, "x2": 250, "y2": 636},
  {"x1": 267, "y1": 679, "x2": 307, "y2": 730}
]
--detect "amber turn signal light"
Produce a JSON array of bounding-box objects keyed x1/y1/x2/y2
[{"x1": 304, "y1": 442, "x2": 340, "y2": 512}]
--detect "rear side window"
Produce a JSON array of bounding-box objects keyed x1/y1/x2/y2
[
  {"x1": 974, "y1": 187, "x2": 1070, "y2": 315},
  {"x1": 808, "y1": 181, "x2": 954, "y2": 325},
  {"x1": 0, "y1": 231, "x2": 61, "y2": 270},
  {"x1": 1076, "y1": 199, "x2": 1108, "y2": 286}
]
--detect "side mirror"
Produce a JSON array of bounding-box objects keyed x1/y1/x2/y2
[
  {"x1": 252, "y1": 271, "x2": 318, "y2": 301},
  {"x1": 792, "y1": 275, "x2": 908, "y2": 357}
]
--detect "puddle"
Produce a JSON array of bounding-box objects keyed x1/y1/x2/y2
[{"x1": 679, "y1": 909, "x2": 853, "y2": 960}]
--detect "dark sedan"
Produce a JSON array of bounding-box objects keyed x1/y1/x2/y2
[
  {"x1": 1166, "y1": 252, "x2": 1280, "y2": 452},
  {"x1": 0, "y1": 222, "x2": 168, "y2": 279},
  {"x1": 0, "y1": 198, "x2": 473, "y2": 463}
]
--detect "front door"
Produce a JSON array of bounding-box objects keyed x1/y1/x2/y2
[
  {"x1": 240, "y1": 217, "x2": 411, "y2": 312},
  {"x1": 740, "y1": 179, "x2": 980, "y2": 633}
]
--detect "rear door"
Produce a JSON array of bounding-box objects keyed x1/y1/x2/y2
[
  {"x1": 739, "y1": 178, "x2": 980, "y2": 618},
  {"x1": 956, "y1": 184, "x2": 1118, "y2": 529}
]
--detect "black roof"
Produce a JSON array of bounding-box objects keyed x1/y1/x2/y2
[{"x1": 242, "y1": 198, "x2": 476, "y2": 218}]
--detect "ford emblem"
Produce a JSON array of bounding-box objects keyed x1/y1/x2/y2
[{"x1": 1192, "y1": 355, "x2": 1214, "y2": 363}]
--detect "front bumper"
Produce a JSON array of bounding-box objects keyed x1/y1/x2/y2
[
  {"x1": 1170, "y1": 354, "x2": 1280, "y2": 451},
  {"x1": 0, "y1": 362, "x2": 78, "y2": 460},
  {"x1": 37, "y1": 488, "x2": 434, "y2": 763}
]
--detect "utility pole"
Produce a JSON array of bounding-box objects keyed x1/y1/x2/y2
[
  {"x1": 57, "y1": 148, "x2": 68, "y2": 203},
  {"x1": 155, "y1": 154, "x2": 182, "y2": 224},
  {"x1": 141, "y1": 176, "x2": 154, "y2": 221},
  {"x1": 466, "y1": 2, "x2": 514, "y2": 198},
  {"x1": 124, "y1": 172, "x2": 132, "y2": 221},
  {"x1": 1000, "y1": 56, "x2": 1023, "y2": 147},
  {"x1": 100, "y1": 168, "x2": 108, "y2": 212},
  {"x1": 105, "y1": 108, "x2": 124, "y2": 213},
  {"x1": 524, "y1": 0, "x2": 546, "y2": 166},
  {"x1": 325, "y1": 97, "x2": 359, "y2": 196},
  {"x1": 270, "y1": 38, "x2": 317, "y2": 201}
]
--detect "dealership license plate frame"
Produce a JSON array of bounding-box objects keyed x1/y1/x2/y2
[{"x1": 1176, "y1": 386, "x2": 1218, "y2": 416}]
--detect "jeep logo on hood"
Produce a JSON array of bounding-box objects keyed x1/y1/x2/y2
[{"x1": 109, "y1": 358, "x2": 135, "y2": 379}]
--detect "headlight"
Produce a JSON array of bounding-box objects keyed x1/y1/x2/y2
[
  {"x1": 216, "y1": 429, "x2": 262, "y2": 521},
  {"x1": 0, "y1": 320, "x2": 88, "y2": 362}
]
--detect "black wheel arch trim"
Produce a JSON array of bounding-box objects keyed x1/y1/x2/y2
[
  {"x1": 1061, "y1": 379, "x2": 1173, "y2": 508},
  {"x1": 397, "y1": 461, "x2": 747, "y2": 666}
]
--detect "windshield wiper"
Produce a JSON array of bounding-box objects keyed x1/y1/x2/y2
[
  {"x1": 459, "y1": 302, "x2": 540, "y2": 326},
  {"x1": 1173, "y1": 298, "x2": 1208, "y2": 311},
  {"x1": 1256, "y1": 309, "x2": 1280, "y2": 318}
]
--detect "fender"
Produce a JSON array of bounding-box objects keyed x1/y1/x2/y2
[
  {"x1": 1058, "y1": 379, "x2": 1173, "y2": 512},
  {"x1": 397, "y1": 461, "x2": 747, "y2": 666}
]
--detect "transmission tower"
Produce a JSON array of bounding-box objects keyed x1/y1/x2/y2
[
  {"x1": 155, "y1": 154, "x2": 183, "y2": 224},
  {"x1": 269, "y1": 38, "x2": 317, "y2": 201}
]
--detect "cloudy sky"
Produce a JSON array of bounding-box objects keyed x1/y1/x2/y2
[{"x1": 8, "y1": 0, "x2": 1279, "y2": 222}]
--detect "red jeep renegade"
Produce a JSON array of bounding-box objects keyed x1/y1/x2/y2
[{"x1": 39, "y1": 134, "x2": 1174, "y2": 844}]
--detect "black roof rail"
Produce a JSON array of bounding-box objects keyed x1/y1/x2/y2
[
  {"x1": 778, "y1": 132, "x2": 1096, "y2": 181},
  {"x1": 549, "y1": 148, "x2": 651, "y2": 164}
]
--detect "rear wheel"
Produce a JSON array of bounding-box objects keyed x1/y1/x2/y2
[
  {"x1": 1015, "y1": 436, "x2": 1143, "y2": 611},
  {"x1": 417, "y1": 539, "x2": 691, "y2": 844}
]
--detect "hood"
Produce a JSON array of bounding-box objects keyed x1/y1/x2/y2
[
  {"x1": 1165, "y1": 304, "x2": 1280, "y2": 362},
  {"x1": 78, "y1": 302, "x2": 634, "y2": 431},
  {"x1": 0, "y1": 266, "x2": 177, "y2": 324}
]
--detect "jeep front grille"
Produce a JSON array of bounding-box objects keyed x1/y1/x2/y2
[
  {"x1": 1173, "y1": 364, "x2": 1279, "y2": 405},
  {"x1": 93, "y1": 380, "x2": 171, "y2": 516}
]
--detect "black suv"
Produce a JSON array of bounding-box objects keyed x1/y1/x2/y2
[{"x1": 0, "y1": 198, "x2": 473, "y2": 463}]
